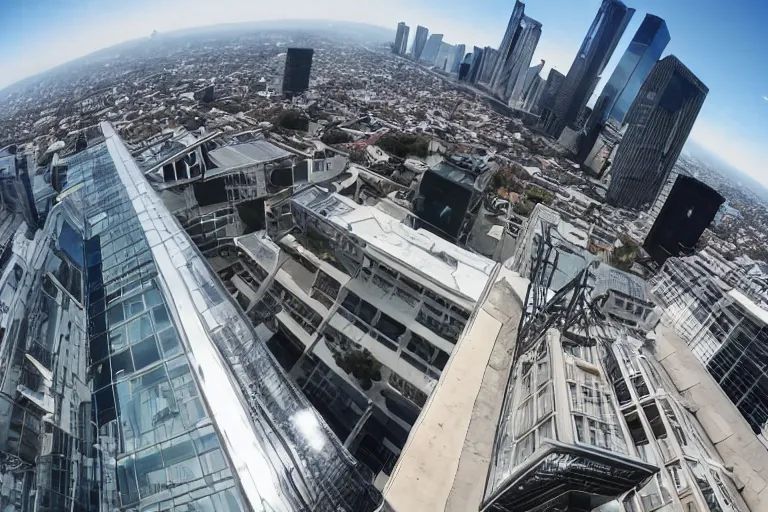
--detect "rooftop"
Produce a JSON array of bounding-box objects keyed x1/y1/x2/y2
[
  {"x1": 592, "y1": 264, "x2": 651, "y2": 302},
  {"x1": 292, "y1": 186, "x2": 495, "y2": 303},
  {"x1": 208, "y1": 137, "x2": 293, "y2": 168}
]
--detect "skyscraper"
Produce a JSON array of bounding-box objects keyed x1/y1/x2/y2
[
  {"x1": 594, "y1": 14, "x2": 671, "y2": 126},
  {"x1": 537, "y1": 68, "x2": 566, "y2": 112},
  {"x1": 282, "y1": 47, "x2": 314, "y2": 97},
  {"x1": 644, "y1": 175, "x2": 724, "y2": 264},
  {"x1": 394, "y1": 22, "x2": 410, "y2": 55},
  {"x1": 451, "y1": 44, "x2": 466, "y2": 74},
  {"x1": 515, "y1": 59, "x2": 545, "y2": 109},
  {"x1": 0, "y1": 123, "x2": 382, "y2": 512},
  {"x1": 489, "y1": 1, "x2": 525, "y2": 90},
  {"x1": 606, "y1": 56, "x2": 708, "y2": 210},
  {"x1": 539, "y1": 0, "x2": 634, "y2": 137},
  {"x1": 479, "y1": 47, "x2": 500, "y2": 84},
  {"x1": 490, "y1": 5, "x2": 543, "y2": 105},
  {"x1": 468, "y1": 46, "x2": 484, "y2": 83},
  {"x1": 420, "y1": 34, "x2": 443, "y2": 64},
  {"x1": 412, "y1": 25, "x2": 429, "y2": 60}
]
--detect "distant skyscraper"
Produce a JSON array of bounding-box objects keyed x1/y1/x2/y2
[
  {"x1": 436, "y1": 42, "x2": 456, "y2": 71},
  {"x1": 489, "y1": 1, "x2": 525, "y2": 90},
  {"x1": 537, "y1": 68, "x2": 566, "y2": 112},
  {"x1": 412, "y1": 25, "x2": 429, "y2": 60},
  {"x1": 490, "y1": 3, "x2": 543, "y2": 105},
  {"x1": 594, "y1": 14, "x2": 671, "y2": 126},
  {"x1": 394, "y1": 22, "x2": 410, "y2": 55},
  {"x1": 479, "y1": 47, "x2": 499, "y2": 83},
  {"x1": 606, "y1": 56, "x2": 708, "y2": 210},
  {"x1": 468, "y1": 46, "x2": 484, "y2": 83},
  {"x1": 451, "y1": 44, "x2": 466, "y2": 74},
  {"x1": 523, "y1": 74, "x2": 545, "y2": 112},
  {"x1": 421, "y1": 34, "x2": 443, "y2": 64},
  {"x1": 458, "y1": 62, "x2": 471, "y2": 81},
  {"x1": 282, "y1": 47, "x2": 314, "y2": 97},
  {"x1": 539, "y1": 0, "x2": 634, "y2": 137},
  {"x1": 515, "y1": 60, "x2": 545, "y2": 109}
]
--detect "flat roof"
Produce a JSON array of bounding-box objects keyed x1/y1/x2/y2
[
  {"x1": 208, "y1": 138, "x2": 292, "y2": 168},
  {"x1": 727, "y1": 287, "x2": 768, "y2": 326},
  {"x1": 292, "y1": 186, "x2": 495, "y2": 304}
]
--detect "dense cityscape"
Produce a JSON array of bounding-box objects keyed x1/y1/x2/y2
[{"x1": 0, "y1": 1, "x2": 766, "y2": 512}]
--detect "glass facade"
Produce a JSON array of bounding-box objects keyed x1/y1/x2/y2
[
  {"x1": 0, "y1": 123, "x2": 382, "y2": 512},
  {"x1": 595, "y1": 14, "x2": 670, "y2": 125},
  {"x1": 539, "y1": 0, "x2": 634, "y2": 137}
]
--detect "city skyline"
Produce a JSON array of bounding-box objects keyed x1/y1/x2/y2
[{"x1": 0, "y1": 1, "x2": 765, "y2": 184}]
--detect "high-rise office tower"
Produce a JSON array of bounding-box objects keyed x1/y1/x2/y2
[
  {"x1": 521, "y1": 69, "x2": 546, "y2": 112},
  {"x1": 468, "y1": 46, "x2": 484, "y2": 83},
  {"x1": 489, "y1": 1, "x2": 525, "y2": 91},
  {"x1": 282, "y1": 47, "x2": 314, "y2": 97},
  {"x1": 537, "y1": 68, "x2": 566, "y2": 112},
  {"x1": 451, "y1": 44, "x2": 466, "y2": 74},
  {"x1": 436, "y1": 42, "x2": 456, "y2": 71},
  {"x1": 606, "y1": 56, "x2": 708, "y2": 210},
  {"x1": 412, "y1": 25, "x2": 429, "y2": 60},
  {"x1": 479, "y1": 47, "x2": 500, "y2": 83},
  {"x1": 0, "y1": 123, "x2": 382, "y2": 512},
  {"x1": 420, "y1": 33, "x2": 443, "y2": 64},
  {"x1": 394, "y1": 22, "x2": 410, "y2": 55},
  {"x1": 490, "y1": 4, "x2": 543, "y2": 105},
  {"x1": 593, "y1": 14, "x2": 670, "y2": 126},
  {"x1": 515, "y1": 59, "x2": 545, "y2": 109},
  {"x1": 539, "y1": 0, "x2": 634, "y2": 137}
]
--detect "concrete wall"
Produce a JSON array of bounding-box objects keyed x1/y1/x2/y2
[
  {"x1": 654, "y1": 317, "x2": 768, "y2": 510},
  {"x1": 382, "y1": 269, "x2": 525, "y2": 512}
]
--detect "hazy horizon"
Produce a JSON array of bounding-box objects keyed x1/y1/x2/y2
[{"x1": 2, "y1": 1, "x2": 766, "y2": 188}]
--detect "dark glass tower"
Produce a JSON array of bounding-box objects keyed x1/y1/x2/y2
[
  {"x1": 412, "y1": 25, "x2": 429, "y2": 60},
  {"x1": 539, "y1": 0, "x2": 634, "y2": 137},
  {"x1": 282, "y1": 48, "x2": 314, "y2": 98},
  {"x1": 595, "y1": 14, "x2": 670, "y2": 126},
  {"x1": 606, "y1": 56, "x2": 708, "y2": 210},
  {"x1": 644, "y1": 175, "x2": 724, "y2": 264}
]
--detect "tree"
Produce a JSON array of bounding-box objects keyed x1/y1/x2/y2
[
  {"x1": 513, "y1": 200, "x2": 534, "y2": 217},
  {"x1": 334, "y1": 348, "x2": 382, "y2": 391},
  {"x1": 377, "y1": 133, "x2": 428, "y2": 158},
  {"x1": 321, "y1": 129, "x2": 353, "y2": 145},
  {"x1": 277, "y1": 110, "x2": 309, "y2": 131},
  {"x1": 526, "y1": 186, "x2": 554, "y2": 206}
]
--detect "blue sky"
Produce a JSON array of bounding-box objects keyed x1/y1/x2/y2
[{"x1": 1, "y1": 0, "x2": 765, "y2": 184}]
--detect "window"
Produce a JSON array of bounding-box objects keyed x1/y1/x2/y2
[{"x1": 668, "y1": 462, "x2": 688, "y2": 493}]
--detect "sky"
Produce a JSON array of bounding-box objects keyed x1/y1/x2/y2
[{"x1": 1, "y1": 0, "x2": 766, "y2": 185}]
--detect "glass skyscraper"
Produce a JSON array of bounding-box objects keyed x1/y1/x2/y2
[
  {"x1": 488, "y1": 1, "x2": 543, "y2": 106},
  {"x1": 606, "y1": 56, "x2": 708, "y2": 210},
  {"x1": 594, "y1": 14, "x2": 670, "y2": 126},
  {"x1": 394, "y1": 22, "x2": 410, "y2": 55},
  {"x1": 0, "y1": 123, "x2": 381, "y2": 511},
  {"x1": 539, "y1": 0, "x2": 634, "y2": 137},
  {"x1": 282, "y1": 48, "x2": 314, "y2": 98}
]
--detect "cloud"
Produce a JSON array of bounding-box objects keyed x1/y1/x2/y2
[{"x1": 763, "y1": 96, "x2": 768, "y2": 101}]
